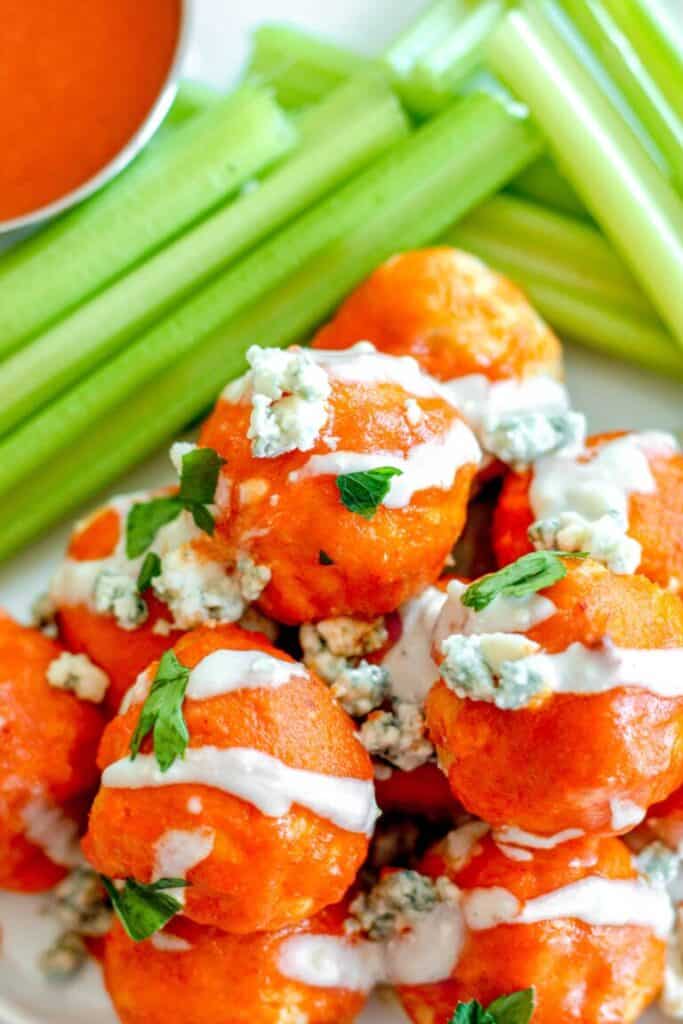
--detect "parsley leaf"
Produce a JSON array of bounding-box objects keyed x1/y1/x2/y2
[
  {"x1": 462, "y1": 551, "x2": 586, "y2": 611},
  {"x1": 336, "y1": 467, "x2": 403, "y2": 519},
  {"x1": 130, "y1": 650, "x2": 190, "y2": 771},
  {"x1": 450, "y1": 990, "x2": 535, "y2": 1024},
  {"x1": 319, "y1": 550, "x2": 334, "y2": 565},
  {"x1": 100, "y1": 876, "x2": 187, "y2": 942},
  {"x1": 137, "y1": 552, "x2": 162, "y2": 593},
  {"x1": 125, "y1": 447, "x2": 225, "y2": 557}
]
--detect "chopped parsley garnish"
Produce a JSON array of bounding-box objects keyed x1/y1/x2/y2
[
  {"x1": 100, "y1": 876, "x2": 188, "y2": 942},
  {"x1": 126, "y1": 447, "x2": 225, "y2": 558},
  {"x1": 450, "y1": 989, "x2": 535, "y2": 1024},
  {"x1": 137, "y1": 552, "x2": 162, "y2": 593},
  {"x1": 462, "y1": 551, "x2": 586, "y2": 611},
  {"x1": 318, "y1": 550, "x2": 334, "y2": 565},
  {"x1": 130, "y1": 650, "x2": 190, "y2": 772},
  {"x1": 336, "y1": 466, "x2": 403, "y2": 519}
]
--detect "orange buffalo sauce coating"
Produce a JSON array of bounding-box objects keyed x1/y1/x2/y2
[
  {"x1": 200, "y1": 366, "x2": 478, "y2": 624},
  {"x1": 0, "y1": 0, "x2": 181, "y2": 220},
  {"x1": 398, "y1": 833, "x2": 665, "y2": 1024},
  {"x1": 492, "y1": 430, "x2": 683, "y2": 590},
  {"x1": 374, "y1": 763, "x2": 458, "y2": 820},
  {"x1": 426, "y1": 559, "x2": 683, "y2": 835},
  {"x1": 0, "y1": 613, "x2": 103, "y2": 891},
  {"x1": 56, "y1": 502, "x2": 183, "y2": 716},
  {"x1": 312, "y1": 248, "x2": 562, "y2": 383},
  {"x1": 83, "y1": 624, "x2": 374, "y2": 933},
  {"x1": 104, "y1": 901, "x2": 368, "y2": 1024}
]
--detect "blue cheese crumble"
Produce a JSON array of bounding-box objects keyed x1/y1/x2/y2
[
  {"x1": 244, "y1": 345, "x2": 331, "y2": 458},
  {"x1": 94, "y1": 570, "x2": 148, "y2": 630},
  {"x1": 46, "y1": 652, "x2": 109, "y2": 704},
  {"x1": 482, "y1": 410, "x2": 586, "y2": 469},
  {"x1": 300, "y1": 617, "x2": 389, "y2": 717},
  {"x1": 636, "y1": 841, "x2": 681, "y2": 891},
  {"x1": 529, "y1": 509, "x2": 641, "y2": 575},
  {"x1": 439, "y1": 633, "x2": 544, "y2": 710},
  {"x1": 359, "y1": 701, "x2": 434, "y2": 771},
  {"x1": 346, "y1": 870, "x2": 458, "y2": 940}
]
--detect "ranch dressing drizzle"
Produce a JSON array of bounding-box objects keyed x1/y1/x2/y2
[
  {"x1": 102, "y1": 747, "x2": 379, "y2": 836},
  {"x1": 289, "y1": 420, "x2": 481, "y2": 509},
  {"x1": 382, "y1": 587, "x2": 446, "y2": 704},
  {"x1": 493, "y1": 826, "x2": 584, "y2": 849},
  {"x1": 446, "y1": 373, "x2": 570, "y2": 434},
  {"x1": 433, "y1": 579, "x2": 557, "y2": 653},
  {"x1": 463, "y1": 877, "x2": 673, "y2": 938},
  {"x1": 152, "y1": 828, "x2": 215, "y2": 906},
  {"x1": 277, "y1": 935, "x2": 381, "y2": 992}
]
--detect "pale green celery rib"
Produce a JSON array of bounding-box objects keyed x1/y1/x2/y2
[
  {"x1": 559, "y1": 0, "x2": 683, "y2": 190},
  {"x1": 0, "y1": 73, "x2": 406, "y2": 437},
  {"x1": 166, "y1": 80, "x2": 223, "y2": 126},
  {"x1": 444, "y1": 225, "x2": 682, "y2": 380},
  {"x1": 0, "y1": 92, "x2": 542, "y2": 556},
  {"x1": 602, "y1": 0, "x2": 683, "y2": 123},
  {"x1": 451, "y1": 193, "x2": 654, "y2": 316},
  {"x1": 488, "y1": 0, "x2": 683, "y2": 347},
  {"x1": 0, "y1": 87, "x2": 294, "y2": 358},
  {"x1": 507, "y1": 154, "x2": 586, "y2": 219}
]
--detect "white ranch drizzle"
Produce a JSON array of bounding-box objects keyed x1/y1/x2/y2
[
  {"x1": 493, "y1": 826, "x2": 584, "y2": 849},
  {"x1": 102, "y1": 747, "x2": 379, "y2": 836},
  {"x1": 20, "y1": 795, "x2": 83, "y2": 869},
  {"x1": 277, "y1": 935, "x2": 381, "y2": 992},
  {"x1": 382, "y1": 587, "x2": 446, "y2": 704},
  {"x1": 446, "y1": 373, "x2": 570, "y2": 435},
  {"x1": 152, "y1": 828, "x2": 215, "y2": 906},
  {"x1": 462, "y1": 877, "x2": 673, "y2": 938},
  {"x1": 609, "y1": 798, "x2": 646, "y2": 831},
  {"x1": 150, "y1": 931, "x2": 193, "y2": 952},
  {"x1": 288, "y1": 419, "x2": 481, "y2": 509},
  {"x1": 433, "y1": 579, "x2": 557, "y2": 653}
]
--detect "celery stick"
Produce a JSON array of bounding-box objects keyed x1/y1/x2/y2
[
  {"x1": 0, "y1": 87, "x2": 294, "y2": 357},
  {"x1": 488, "y1": 1, "x2": 683, "y2": 346},
  {"x1": 450, "y1": 194, "x2": 654, "y2": 316},
  {"x1": 245, "y1": 24, "x2": 372, "y2": 108},
  {"x1": 0, "y1": 74, "x2": 406, "y2": 436},
  {"x1": 559, "y1": 0, "x2": 683, "y2": 189},
  {"x1": 400, "y1": 0, "x2": 508, "y2": 115},
  {"x1": 508, "y1": 156, "x2": 587, "y2": 219},
  {"x1": 0, "y1": 92, "x2": 542, "y2": 543},
  {"x1": 602, "y1": 0, "x2": 683, "y2": 123},
  {"x1": 166, "y1": 80, "x2": 223, "y2": 126}
]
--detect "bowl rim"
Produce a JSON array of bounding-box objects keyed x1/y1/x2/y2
[{"x1": 0, "y1": 0, "x2": 194, "y2": 236}]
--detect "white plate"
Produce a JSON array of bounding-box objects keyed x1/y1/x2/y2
[{"x1": 0, "y1": 1, "x2": 680, "y2": 1021}]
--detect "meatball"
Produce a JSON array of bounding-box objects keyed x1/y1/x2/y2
[
  {"x1": 493, "y1": 430, "x2": 683, "y2": 589},
  {"x1": 426, "y1": 557, "x2": 683, "y2": 835},
  {"x1": 199, "y1": 343, "x2": 480, "y2": 623},
  {"x1": 0, "y1": 613, "x2": 103, "y2": 891},
  {"x1": 83, "y1": 624, "x2": 377, "y2": 933},
  {"x1": 312, "y1": 248, "x2": 573, "y2": 470},
  {"x1": 396, "y1": 826, "x2": 668, "y2": 1024},
  {"x1": 104, "y1": 900, "x2": 371, "y2": 1024}
]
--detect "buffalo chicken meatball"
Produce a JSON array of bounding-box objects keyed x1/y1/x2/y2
[
  {"x1": 83, "y1": 624, "x2": 377, "y2": 933},
  {"x1": 0, "y1": 613, "x2": 103, "y2": 891},
  {"x1": 427, "y1": 556, "x2": 683, "y2": 836},
  {"x1": 395, "y1": 826, "x2": 668, "y2": 1024},
  {"x1": 199, "y1": 343, "x2": 480, "y2": 623}
]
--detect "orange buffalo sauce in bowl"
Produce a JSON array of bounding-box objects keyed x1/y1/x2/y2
[{"x1": 0, "y1": 0, "x2": 183, "y2": 225}]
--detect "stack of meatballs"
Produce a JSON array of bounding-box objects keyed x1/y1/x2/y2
[{"x1": 3, "y1": 248, "x2": 683, "y2": 1024}]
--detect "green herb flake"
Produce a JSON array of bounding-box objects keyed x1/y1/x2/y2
[
  {"x1": 462, "y1": 551, "x2": 586, "y2": 611},
  {"x1": 100, "y1": 876, "x2": 187, "y2": 942},
  {"x1": 130, "y1": 650, "x2": 190, "y2": 772},
  {"x1": 125, "y1": 447, "x2": 226, "y2": 557},
  {"x1": 450, "y1": 989, "x2": 535, "y2": 1024},
  {"x1": 318, "y1": 550, "x2": 334, "y2": 565},
  {"x1": 137, "y1": 552, "x2": 162, "y2": 593},
  {"x1": 336, "y1": 467, "x2": 403, "y2": 519}
]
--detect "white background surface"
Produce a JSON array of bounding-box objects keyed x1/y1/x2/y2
[{"x1": 0, "y1": 1, "x2": 679, "y2": 1022}]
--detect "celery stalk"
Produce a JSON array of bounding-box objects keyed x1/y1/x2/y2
[
  {"x1": 488, "y1": 1, "x2": 683, "y2": 347},
  {"x1": 166, "y1": 80, "x2": 223, "y2": 126},
  {"x1": 0, "y1": 74, "x2": 406, "y2": 436},
  {"x1": 559, "y1": 0, "x2": 683, "y2": 189},
  {"x1": 245, "y1": 24, "x2": 373, "y2": 108},
  {"x1": 507, "y1": 155, "x2": 587, "y2": 219},
  {"x1": 0, "y1": 92, "x2": 542, "y2": 549},
  {"x1": 0, "y1": 87, "x2": 295, "y2": 357},
  {"x1": 602, "y1": 0, "x2": 683, "y2": 124}
]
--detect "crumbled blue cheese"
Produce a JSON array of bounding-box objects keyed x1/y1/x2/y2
[
  {"x1": 359, "y1": 701, "x2": 434, "y2": 771},
  {"x1": 30, "y1": 592, "x2": 58, "y2": 637},
  {"x1": 46, "y1": 652, "x2": 109, "y2": 704},
  {"x1": 529, "y1": 509, "x2": 641, "y2": 575},
  {"x1": 439, "y1": 633, "x2": 544, "y2": 710},
  {"x1": 39, "y1": 931, "x2": 88, "y2": 980},
  {"x1": 637, "y1": 842, "x2": 681, "y2": 891},
  {"x1": 482, "y1": 410, "x2": 585, "y2": 469},
  {"x1": 39, "y1": 869, "x2": 112, "y2": 980},
  {"x1": 347, "y1": 870, "x2": 458, "y2": 940},
  {"x1": 94, "y1": 570, "x2": 148, "y2": 630},
  {"x1": 245, "y1": 345, "x2": 331, "y2": 458},
  {"x1": 300, "y1": 617, "x2": 389, "y2": 716}
]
